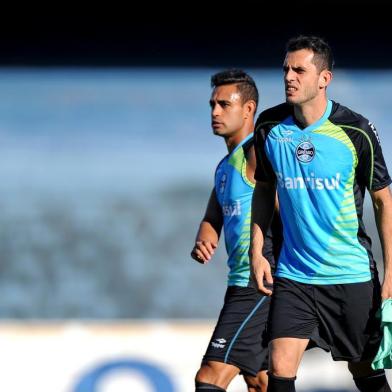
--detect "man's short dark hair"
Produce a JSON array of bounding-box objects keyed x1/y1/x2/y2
[
  {"x1": 286, "y1": 35, "x2": 334, "y2": 72},
  {"x1": 211, "y1": 69, "x2": 259, "y2": 110}
]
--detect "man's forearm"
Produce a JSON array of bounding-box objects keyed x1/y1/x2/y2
[
  {"x1": 373, "y1": 187, "x2": 392, "y2": 298},
  {"x1": 250, "y1": 181, "x2": 276, "y2": 258},
  {"x1": 249, "y1": 181, "x2": 276, "y2": 294},
  {"x1": 196, "y1": 221, "x2": 219, "y2": 244},
  {"x1": 375, "y1": 202, "x2": 392, "y2": 278},
  {"x1": 250, "y1": 221, "x2": 264, "y2": 259}
]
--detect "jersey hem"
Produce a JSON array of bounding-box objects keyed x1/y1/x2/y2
[
  {"x1": 228, "y1": 281, "x2": 250, "y2": 287},
  {"x1": 275, "y1": 272, "x2": 371, "y2": 285}
]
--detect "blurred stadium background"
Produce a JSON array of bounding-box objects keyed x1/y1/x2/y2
[{"x1": 0, "y1": 6, "x2": 391, "y2": 391}]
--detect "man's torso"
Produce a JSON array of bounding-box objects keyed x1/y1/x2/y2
[{"x1": 254, "y1": 100, "x2": 391, "y2": 284}]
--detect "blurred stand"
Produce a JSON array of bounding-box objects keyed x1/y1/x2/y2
[
  {"x1": 0, "y1": 69, "x2": 390, "y2": 391},
  {"x1": 0, "y1": 68, "x2": 389, "y2": 318}
]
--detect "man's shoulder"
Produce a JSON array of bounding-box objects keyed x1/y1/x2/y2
[
  {"x1": 255, "y1": 102, "x2": 292, "y2": 129},
  {"x1": 215, "y1": 154, "x2": 228, "y2": 172},
  {"x1": 242, "y1": 135, "x2": 254, "y2": 154},
  {"x1": 329, "y1": 101, "x2": 371, "y2": 131}
]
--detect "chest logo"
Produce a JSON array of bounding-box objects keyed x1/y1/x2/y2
[{"x1": 296, "y1": 141, "x2": 315, "y2": 163}]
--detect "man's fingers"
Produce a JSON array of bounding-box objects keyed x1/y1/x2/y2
[
  {"x1": 251, "y1": 256, "x2": 273, "y2": 296},
  {"x1": 262, "y1": 263, "x2": 273, "y2": 294},
  {"x1": 257, "y1": 280, "x2": 273, "y2": 296},
  {"x1": 192, "y1": 240, "x2": 216, "y2": 263},
  {"x1": 256, "y1": 280, "x2": 273, "y2": 296},
  {"x1": 204, "y1": 241, "x2": 216, "y2": 256},
  {"x1": 198, "y1": 246, "x2": 212, "y2": 260},
  {"x1": 256, "y1": 277, "x2": 272, "y2": 295},
  {"x1": 191, "y1": 248, "x2": 207, "y2": 263},
  {"x1": 264, "y1": 267, "x2": 274, "y2": 285},
  {"x1": 195, "y1": 241, "x2": 213, "y2": 260}
]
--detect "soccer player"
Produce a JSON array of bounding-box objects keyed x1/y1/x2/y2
[
  {"x1": 250, "y1": 35, "x2": 392, "y2": 392},
  {"x1": 191, "y1": 69, "x2": 282, "y2": 392}
]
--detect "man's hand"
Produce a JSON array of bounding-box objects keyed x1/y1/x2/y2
[
  {"x1": 251, "y1": 253, "x2": 273, "y2": 295},
  {"x1": 250, "y1": 180, "x2": 276, "y2": 295},
  {"x1": 381, "y1": 275, "x2": 392, "y2": 300},
  {"x1": 191, "y1": 240, "x2": 217, "y2": 264}
]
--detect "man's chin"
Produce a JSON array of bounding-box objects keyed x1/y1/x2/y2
[
  {"x1": 213, "y1": 129, "x2": 224, "y2": 136},
  {"x1": 285, "y1": 96, "x2": 295, "y2": 105}
]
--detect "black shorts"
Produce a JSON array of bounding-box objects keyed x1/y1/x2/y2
[
  {"x1": 202, "y1": 285, "x2": 270, "y2": 376},
  {"x1": 268, "y1": 277, "x2": 382, "y2": 362}
]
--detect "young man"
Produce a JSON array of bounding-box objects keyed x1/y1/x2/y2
[
  {"x1": 250, "y1": 35, "x2": 392, "y2": 392},
  {"x1": 191, "y1": 69, "x2": 281, "y2": 392}
]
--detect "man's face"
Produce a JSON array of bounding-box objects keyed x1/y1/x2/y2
[
  {"x1": 209, "y1": 84, "x2": 246, "y2": 137},
  {"x1": 283, "y1": 49, "x2": 322, "y2": 105}
]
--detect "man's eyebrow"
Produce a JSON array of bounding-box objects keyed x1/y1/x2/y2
[
  {"x1": 210, "y1": 98, "x2": 231, "y2": 105},
  {"x1": 283, "y1": 65, "x2": 307, "y2": 72}
]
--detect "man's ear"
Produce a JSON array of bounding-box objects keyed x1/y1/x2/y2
[
  {"x1": 319, "y1": 69, "x2": 333, "y2": 89},
  {"x1": 244, "y1": 100, "x2": 257, "y2": 118}
]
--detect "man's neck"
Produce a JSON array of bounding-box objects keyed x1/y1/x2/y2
[
  {"x1": 293, "y1": 96, "x2": 329, "y2": 129},
  {"x1": 225, "y1": 127, "x2": 253, "y2": 154}
]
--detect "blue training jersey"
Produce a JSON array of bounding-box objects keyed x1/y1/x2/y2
[{"x1": 254, "y1": 100, "x2": 391, "y2": 285}]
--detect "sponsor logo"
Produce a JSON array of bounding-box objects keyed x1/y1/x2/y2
[
  {"x1": 277, "y1": 137, "x2": 293, "y2": 143},
  {"x1": 211, "y1": 338, "x2": 227, "y2": 349},
  {"x1": 296, "y1": 141, "x2": 315, "y2": 163},
  {"x1": 219, "y1": 173, "x2": 227, "y2": 193},
  {"x1": 222, "y1": 200, "x2": 241, "y2": 216},
  {"x1": 277, "y1": 172, "x2": 341, "y2": 190}
]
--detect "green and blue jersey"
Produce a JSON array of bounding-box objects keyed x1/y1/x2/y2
[
  {"x1": 215, "y1": 134, "x2": 255, "y2": 286},
  {"x1": 215, "y1": 134, "x2": 281, "y2": 286}
]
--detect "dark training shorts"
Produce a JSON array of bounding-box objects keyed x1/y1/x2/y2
[
  {"x1": 268, "y1": 276, "x2": 382, "y2": 362},
  {"x1": 202, "y1": 286, "x2": 270, "y2": 376}
]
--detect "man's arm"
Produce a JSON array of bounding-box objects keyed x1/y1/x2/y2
[
  {"x1": 371, "y1": 186, "x2": 392, "y2": 299},
  {"x1": 245, "y1": 143, "x2": 256, "y2": 184},
  {"x1": 250, "y1": 180, "x2": 276, "y2": 295},
  {"x1": 191, "y1": 188, "x2": 223, "y2": 264}
]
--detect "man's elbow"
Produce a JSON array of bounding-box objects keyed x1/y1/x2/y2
[{"x1": 373, "y1": 186, "x2": 392, "y2": 211}]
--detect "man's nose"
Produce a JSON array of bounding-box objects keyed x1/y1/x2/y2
[
  {"x1": 212, "y1": 105, "x2": 221, "y2": 116},
  {"x1": 285, "y1": 69, "x2": 295, "y2": 82}
]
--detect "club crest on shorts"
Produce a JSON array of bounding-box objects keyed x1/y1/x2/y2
[{"x1": 296, "y1": 140, "x2": 315, "y2": 163}]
